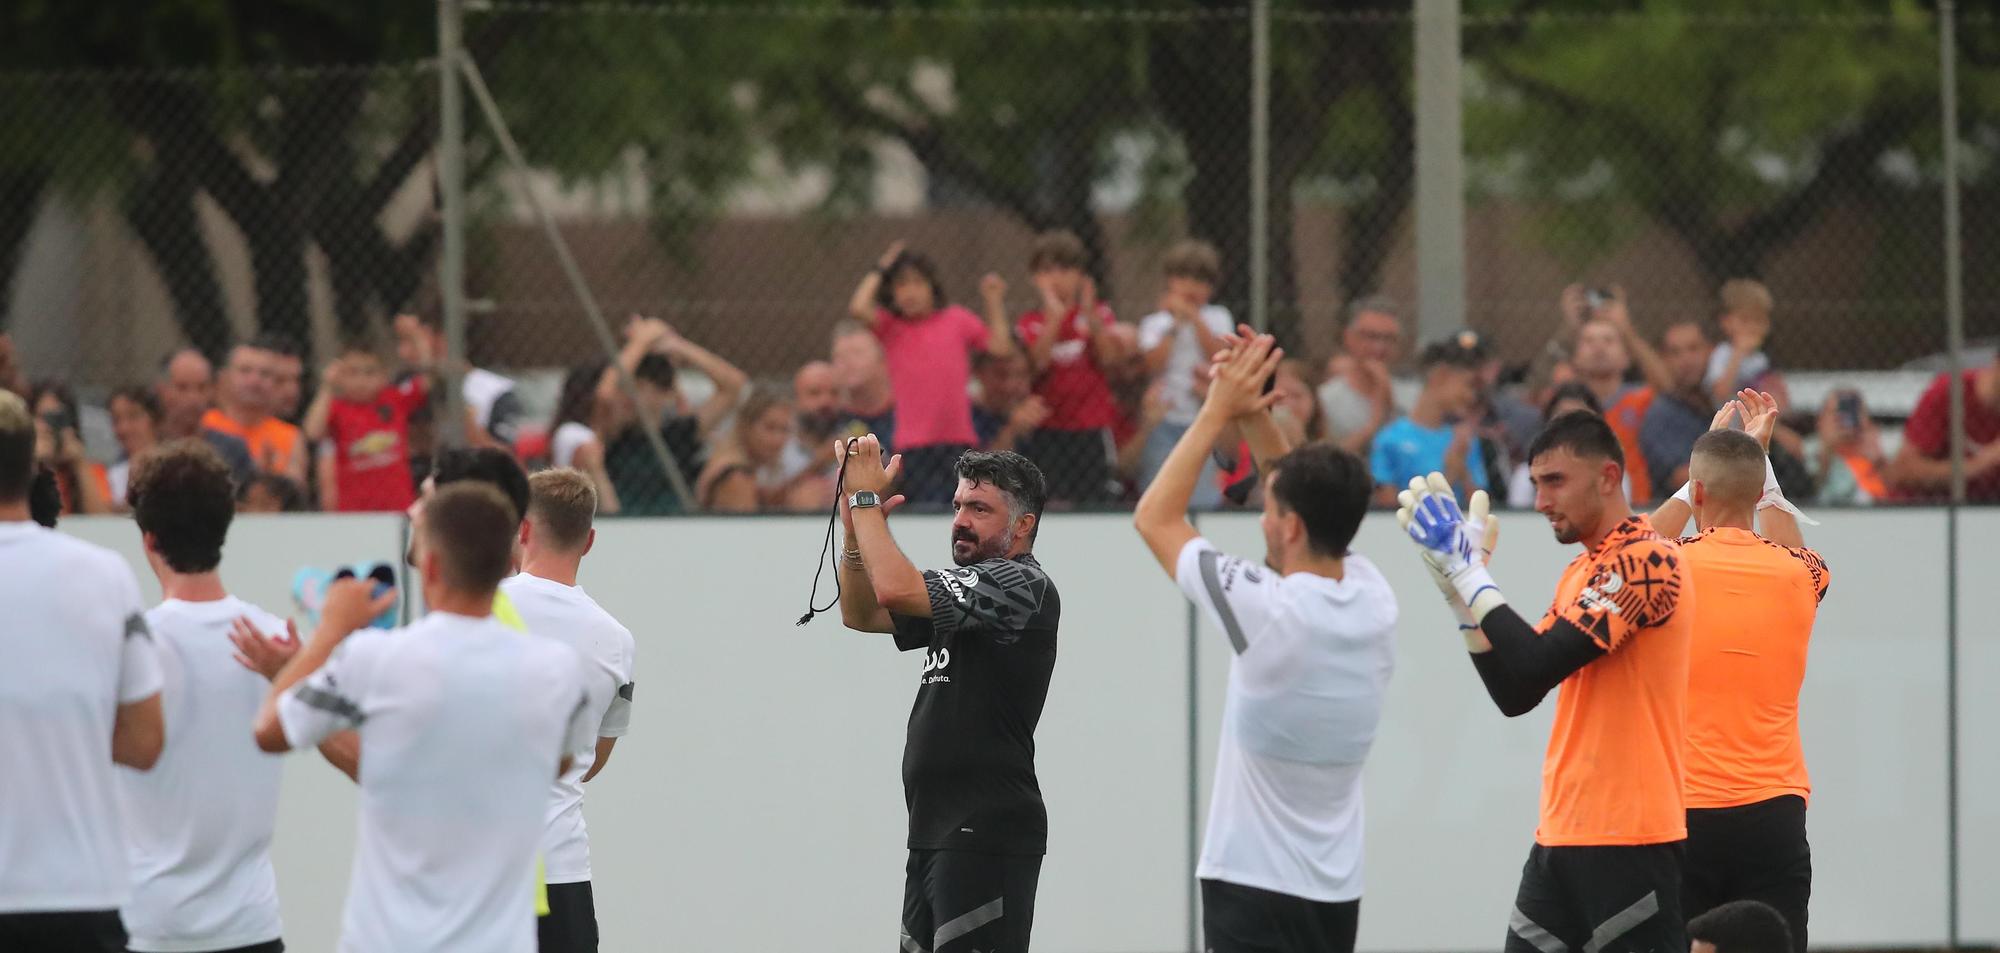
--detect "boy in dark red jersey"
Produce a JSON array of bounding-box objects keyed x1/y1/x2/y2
[{"x1": 304, "y1": 344, "x2": 426, "y2": 512}]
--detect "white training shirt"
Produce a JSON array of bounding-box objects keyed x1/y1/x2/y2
[
  {"x1": 1136, "y1": 304, "x2": 1238, "y2": 425},
  {"x1": 499, "y1": 573, "x2": 637, "y2": 884},
  {"x1": 277, "y1": 612, "x2": 594, "y2": 953},
  {"x1": 119, "y1": 598, "x2": 288, "y2": 952},
  {"x1": 1176, "y1": 537, "x2": 1397, "y2": 903},
  {"x1": 0, "y1": 522, "x2": 161, "y2": 913}
]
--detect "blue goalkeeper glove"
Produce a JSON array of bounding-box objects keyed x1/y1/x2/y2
[{"x1": 1397, "y1": 473, "x2": 1506, "y2": 621}]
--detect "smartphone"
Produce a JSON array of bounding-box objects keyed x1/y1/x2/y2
[
  {"x1": 1584, "y1": 288, "x2": 1611, "y2": 310},
  {"x1": 39, "y1": 408, "x2": 73, "y2": 435},
  {"x1": 1835, "y1": 392, "x2": 1862, "y2": 431}
]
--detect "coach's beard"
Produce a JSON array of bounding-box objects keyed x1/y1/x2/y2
[{"x1": 951, "y1": 526, "x2": 1012, "y2": 566}]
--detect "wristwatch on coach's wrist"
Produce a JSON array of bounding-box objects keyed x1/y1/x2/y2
[{"x1": 848, "y1": 490, "x2": 881, "y2": 510}]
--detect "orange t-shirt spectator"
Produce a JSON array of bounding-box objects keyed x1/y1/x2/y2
[
  {"x1": 204, "y1": 342, "x2": 305, "y2": 481},
  {"x1": 304, "y1": 347, "x2": 426, "y2": 513}
]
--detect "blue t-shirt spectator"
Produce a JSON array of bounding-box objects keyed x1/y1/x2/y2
[{"x1": 1371, "y1": 416, "x2": 1488, "y2": 495}]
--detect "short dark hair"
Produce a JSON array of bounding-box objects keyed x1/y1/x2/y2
[
  {"x1": 130, "y1": 441, "x2": 236, "y2": 573},
  {"x1": 1690, "y1": 428, "x2": 1767, "y2": 504},
  {"x1": 1268, "y1": 443, "x2": 1371, "y2": 557},
  {"x1": 433, "y1": 446, "x2": 531, "y2": 528},
  {"x1": 29, "y1": 464, "x2": 60, "y2": 528},
  {"x1": 1028, "y1": 230, "x2": 1088, "y2": 272},
  {"x1": 1541, "y1": 382, "x2": 1603, "y2": 420},
  {"x1": 1688, "y1": 900, "x2": 1793, "y2": 953},
  {"x1": 1528, "y1": 410, "x2": 1626, "y2": 470},
  {"x1": 1162, "y1": 238, "x2": 1222, "y2": 286},
  {"x1": 634, "y1": 353, "x2": 677, "y2": 390},
  {"x1": 954, "y1": 450, "x2": 1047, "y2": 542},
  {"x1": 423, "y1": 482, "x2": 519, "y2": 594},
  {"x1": 0, "y1": 391, "x2": 33, "y2": 503},
  {"x1": 875, "y1": 249, "x2": 947, "y2": 315},
  {"x1": 109, "y1": 385, "x2": 163, "y2": 424},
  {"x1": 1419, "y1": 337, "x2": 1484, "y2": 372},
  {"x1": 249, "y1": 331, "x2": 301, "y2": 360},
  {"x1": 237, "y1": 473, "x2": 307, "y2": 512}
]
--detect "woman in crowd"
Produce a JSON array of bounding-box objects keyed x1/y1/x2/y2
[
  {"x1": 106, "y1": 385, "x2": 163, "y2": 511},
  {"x1": 694, "y1": 385, "x2": 804, "y2": 512},
  {"x1": 547, "y1": 360, "x2": 622, "y2": 515},
  {"x1": 28, "y1": 380, "x2": 111, "y2": 516}
]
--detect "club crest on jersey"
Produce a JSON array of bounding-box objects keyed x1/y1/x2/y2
[{"x1": 922, "y1": 648, "x2": 951, "y2": 685}]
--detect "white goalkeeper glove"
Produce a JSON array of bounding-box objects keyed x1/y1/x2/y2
[{"x1": 1397, "y1": 473, "x2": 1508, "y2": 623}]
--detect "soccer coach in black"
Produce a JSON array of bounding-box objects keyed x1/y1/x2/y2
[{"x1": 835, "y1": 436, "x2": 1060, "y2": 953}]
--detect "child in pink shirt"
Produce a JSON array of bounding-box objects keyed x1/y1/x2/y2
[{"x1": 846, "y1": 241, "x2": 1015, "y2": 504}]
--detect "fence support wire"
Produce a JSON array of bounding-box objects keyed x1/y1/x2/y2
[
  {"x1": 437, "y1": 0, "x2": 470, "y2": 449},
  {"x1": 457, "y1": 52, "x2": 695, "y2": 511}
]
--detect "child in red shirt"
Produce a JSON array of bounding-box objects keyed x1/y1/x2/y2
[
  {"x1": 1014, "y1": 230, "x2": 1128, "y2": 504},
  {"x1": 304, "y1": 344, "x2": 426, "y2": 512}
]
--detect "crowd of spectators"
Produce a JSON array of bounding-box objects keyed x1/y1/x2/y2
[{"x1": 3, "y1": 230, "x2": 1997, "y2": 519}]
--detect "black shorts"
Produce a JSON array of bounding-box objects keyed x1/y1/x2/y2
[
  {"x1": 538, "y1": 880, "x2": 599, "y2": 953},
  {"x1": 0, "y1": 910, "x2": 125, "y2": 953},
  {"x1": 901, "y1": 849, "x2": 1041, "y2": 953},
  {"x1": 1684, "y1": 795, "x2": 1810, "y2": 953},
  {"x1": 1504, "y1": 843, "x2": 1685, "y2": 953},
  {"x1": 1200, "y1": 879, "x2": 1359, "y2": 953}
]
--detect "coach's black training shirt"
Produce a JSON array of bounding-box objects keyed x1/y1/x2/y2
[{"x1": 890, "y1": 553, "x2": 1060, "y2": 855}]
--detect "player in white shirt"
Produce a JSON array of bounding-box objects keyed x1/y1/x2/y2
[
  {"x1": 119, "y1": 443, "x2": 290, "y2": 953},
  {"x1": 499, "y1": 468, "x2": 636, "y2": 953},
  {"x1": 251, "y1": 483, "x2": 594, "y2": 953},
  {"x1": 1135, "y1": 333, "x2": 1397, "y2": 953},
  {"x1": 0, "y1": 391, "x2": 166, "y2": 953}
]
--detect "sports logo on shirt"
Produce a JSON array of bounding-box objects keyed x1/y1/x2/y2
[{"x1": 922, "y1": 648, "x2": 952, "y2": 685}]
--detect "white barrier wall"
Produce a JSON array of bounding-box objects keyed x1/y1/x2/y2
[{"x1": 58, "y1": 509, "x2": 1985, "y2": 952}]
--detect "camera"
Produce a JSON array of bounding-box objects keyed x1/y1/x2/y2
[
  {"x1": 1583, "y1": 288, "x2": 1613, "y2": 310},
  {"x1": 39, "y1": 408, "x2": 72, "y2": 435},
  {"x1": 1835, "y1": 392, "x2": 1862, "y2": 431}
]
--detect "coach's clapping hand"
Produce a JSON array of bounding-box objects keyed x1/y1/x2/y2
[
  {"x1": 1200, "y1": 330, "x2": 1283, "y2": 422},
  {"x1": 230, "y1": 617, "x2": 301, "y2": 682},
  {"x1": 841, "y1": 435, "x2": 901, "y2": 496}
]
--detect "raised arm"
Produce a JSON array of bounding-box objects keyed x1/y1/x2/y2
[
  {"x1": 1137, "y1": 333, "x2": 1284, "y2": 574},
  {"x1": 840, "y1": 437, "x2": 930, "y2": 618},
  {"x1": 979, "y1": 273, "x2": 1017, "y2": 358},
  {"x1": 832, "y1": 441, "x2": 909, "y2": 632},
  {"x1": 1598, "y1": 289, "x2": 1674, "y2": 396},
  {"x1": 848, "y1": 242, "x2": 903, "y2": 327},
  {"x1": 251, "y1": 580, "x2": 395, "y2": 755},
  {"x1": 303, "y1": 360, "x2": 339, "y2": 442}
]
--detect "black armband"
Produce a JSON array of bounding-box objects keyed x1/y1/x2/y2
[{"x1": 1467, "y1": 605, "x2": 1606, "y2": 717}]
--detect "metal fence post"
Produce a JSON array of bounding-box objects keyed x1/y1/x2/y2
[
  {"x1": 1249, "y1": 0, "x2": 1271, "y2": 334},
  {"x1": 1414, "y1": 0, "x2": 1466, "y2": 345},
  {"x1": 1939, "y1": 2, "x2": 1964, "y2": 947},
  {"x1": 437, "y1": 0, "x2": 469, "y2": 450}
]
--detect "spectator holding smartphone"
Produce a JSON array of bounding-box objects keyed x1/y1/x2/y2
[
  {"x1": 1015, "y1": 231, "x2": 1127, "y2": 505},
  {"x1": 846, "y1": 241, "x2": 1014, "y2": 504},
  {"x1": 304, "y1": 343, "x2": 426, "y2": 513},
  {"x1": 1807, "y1": 390, "x2": 1889, "y2": 506},
  {"x1": 28, "y1": 380, "x2": 111, "y2": 516}
]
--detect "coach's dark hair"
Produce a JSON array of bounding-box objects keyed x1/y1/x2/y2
[
  {"x1": 423, "y1": 483, "x2": 519, "y2": 594},
  {"x1": 30, "y1": 464, "x2": 60, "y2": 528},
  {"x1": 1268, "y1": 443, "x2": 1371, "y2": 557},
  {"x1": 433, "y1": 446, "x2": 531, "y2": 528},
  {"x1": 954, "y1": 450, "x2": 1047, "y2": 542},
  {"x1": 1688, "y1": 900, "x2": 1793, "y2": 953},
  {"x1": 875, "y1": 249, "x2": 947, "y2": 316},
  {"x1": 130, "y1": 441, "x2": 236, "y2": 573},
  {"x1": 1527, "y1": 409, "x2": 1625, "y2": 470}
]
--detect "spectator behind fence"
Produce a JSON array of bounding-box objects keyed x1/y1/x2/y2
[
  {"x1": 255, "y1": 332, "x2": 306, "y2": 424},
  {"x1": 598, "y1": 316, "x2": 746, "y2": 515},
  {"x1": 203, "y1": 342, "x2": 306, "y2": 483},
  {"x1": 1319, "y1": 296, "x2": 1403, "y2": 456},
  {"x1": 1707, "y1": 279, "x2": 1785, "y2": 406},
  {"x1": 1887, "y1": 349, "x2": 2000, "y2": 502},
  {"x1": 1369, "y1": 338, "x2": 1487, "y2": 507},
  {"x1": 1641, "y1": 320, "x2": 1718, "y2": 489},
  {"x1": 1566, "y1": 314, "x2": 1656, "y2": 502},
  {"x1": 106, "y1": 386, "x2": 163, "y2": 511},
  {"x1": 394, "y1": 311, "x2": 525, "y2": 451},
  {"x1": 1015, "y1": 230, "x2": 1125, "y2": 505},
  {"x1": 546, "y1": 361, "x2": 621, "y2": 515},
  {"x1": 0, "y1": 332, "x2": 22, "y2": 397},
  {"x1": 770, "y1": 360, "x2": 845, "y2": 498},
  {"x1": 830, "y1": 322, "x2": 898, "y2": 448},
  {"x1": 1219, "y1": 357, "x2": 1328, "y2": 508},
  {"x1": 847, "y1": 241, "x2": 1013, "y2": 504},
  {"x1": 303, "y1": 343, "x2": 426, "y2": 513},
  {"x1": 1134, "y1": 239, "x2": 1235, "y2": 496},
  {"x1": 1806, "y1": 389, "x2": 1890, "y2": 506},
  {"x1": 695, "y1": 385, "x2": 803, "y2": 513},
  {"x1": 236, "y1": 473, "x2": 307, "y2": 513},
  {"x1": 971, "y1": 349, "x2": 1048, "y2": 455},
  {"x1": 1507, "y1": 383, "x2": 1606, "y2": 509},
  {"x1": 29, "y1": 380, "x2": 111, "y2": 516},
  {"x1": 156, "y1": 348, "x2": 256, "y2": 484}
]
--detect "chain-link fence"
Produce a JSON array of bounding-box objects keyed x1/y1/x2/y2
[{"x1": 3, "y1": 3, "x2": 1994, "y2": 515}]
